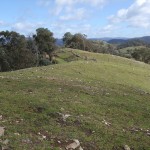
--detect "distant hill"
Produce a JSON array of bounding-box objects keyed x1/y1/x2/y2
[
  {"x1": 56, "y1": 36, "x2": 150, "y2": 46},
  {"x1": 134, "y1": 36, "x2": 150, "y2": 44},
  {"x1": 107, "y1": 36, "x2": 150, "y2": 44},
  {"x1": 108, "y1": 39, "x2": 127, "y2": 44},
  {"x1": 117, "y1": 39, "x2": 147, "y2": 49},
  {"x1": 56, "y1": 39, "x2": 63, "y2": 46},
  {"x1": 89, "y1": 38, "x2": 113, "y2": 41},
  {"x1": 89, "y1": 37, "x2": 128, "y2": 42}
]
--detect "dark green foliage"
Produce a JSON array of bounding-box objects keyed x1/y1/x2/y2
[
  {"x1": 63, "y1": 33, "x2": 88, "y2": 50},
  {"x1": 0, "y1": 47, "x2": 10, "y2": 71},
  {"x1": 27, "y1": 37, "x2": 39, "y2": 66},
  {"x1": 62, "y1": 32, "x2": 73, "y2": 47},
  {"x1": 62, "y1": 32, "x2": 117, "y2": 55},
  {"x1": 0, "y1": 31, "x2": 36, "y2": 71},
  {"x1": 91, "y1": 40, "x2": 117, "y2": 54},
  {"x1": 33, "y1": 28, "x2": 56, "y2": 55},
  {"x1": 69, "y1": 33, "x2": 88, "y2": 50},
  {"x1": 114, "y1": 39, "x2": 150, "y2": 64},
  {"x1": 118, "y1": 39, "x2": 147, "y2": 49},
  {"x1": 33, "y1": 28, "x2": 56, "y2": 66},
  {"x1": 27, "y1": 36, "x2": 38, "y2": 54},
  {"x1": 0, "y1": 28, "x2": 57, "y2": 72},
  {"x1": 131, "y1": 48, "x2": 150, "y2": 63},
  {"x1": 39, "y1": 58, "x2": 52, "y2": 66}
]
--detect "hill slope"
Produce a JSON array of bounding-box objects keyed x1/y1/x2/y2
[{"x1": 0, "y1": 49, "x2": 150, "y2": 150}]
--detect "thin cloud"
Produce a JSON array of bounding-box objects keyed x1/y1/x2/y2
[
  {"x1": 59, "y1": 8, "x2": 87, "y2": 21},
  {"x1": 109, "y1": 0, "x2": 150, "y2": 28},
  {"x1": 0, "y1": 21, "x2": 5, "y2": 26},
  {"x1": 12, "y1": 21, "x2": 45, "y2": 35}
]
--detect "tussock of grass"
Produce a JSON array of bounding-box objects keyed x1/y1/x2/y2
[{"x1": 0, "y1": 48, "x2": 150, "y2": 149}]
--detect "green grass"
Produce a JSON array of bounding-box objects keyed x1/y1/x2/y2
[{"x1": 0, "y1": 48, "x2": 150, "y2": 149}]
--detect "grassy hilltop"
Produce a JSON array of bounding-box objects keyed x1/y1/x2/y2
[{"x1": 0, "y1": 48, "x2": 150, "y2": 150}]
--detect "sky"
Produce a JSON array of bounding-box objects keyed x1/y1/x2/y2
[{"x1": 0, "y1": 0, "x2": 150, "y2": 38}]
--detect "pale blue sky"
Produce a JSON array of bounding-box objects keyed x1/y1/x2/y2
[{"x1": 0, "y1": 0, "x2": 150, "y2": 38}]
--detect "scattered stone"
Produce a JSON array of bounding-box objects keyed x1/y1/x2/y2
[
  {"x1": 62, "y1": 114, "x2": 71, "y2": 122},
  {"x1": 60, "y1": 107, "x2": 65, "y2": 111},
  {"x1": 66, "y1": 139, "x2": 80, "y2": 150},
  {"x1": 0, "y1": 139, "x2": 9, "y2": 150},
  {"x1": 79, "y1": 146, "x2": 83, "y2": 150},
  {"x1": 124, "y1": 145, "x2": 130, "y2": 150},
  {"x1": 129, "y1": 127, "x2": 150, "y2": 136},
  {"x1": 37, "y1": 132, "x2": 47, "y2": 140},
  {"x1": 102, "y1": 119, "x2": 111, "y2": 126},
  {"x1": 0, "y1": 127, "x2": 5, "y2": 137},
  {"x1": 3, "y1": 139, "x2": 9, "y2": 145},
  {"x1": 22, "y1": 138, "x2": 32, "y2": 144},
  {"x1": 147, "y1": 132, "x2": 150, "y2": 136},
  {"x1": 16, "y1": 121, "x2": 19, "y2": 123},
  {"x1": 1, "y1": 145, "x2": 9, "y2": 150},
  {"x1": 130, "y1": 127, "x2": 139, "y2": 132},
  {"x1": 0, "y1": 76, "x2": 4, "y2": 79},
  {"x1": 58, "y1": 140, "x2": 61, "y2": 144},
  {"x1": 105, "y1": 93, "x2": 110, "y2": 96},
  {"x1": 58, "y1": 113, "x2": 71, "y2": 122},
  {"x1": 14, "y1": 133, "x2": 20, "y2": 136},
  {"x1": 42, "y1": 135, "x2": 46, "y2": 140},
  {"x1": 27, "y1": 89, "x2": 33, "y2": 93}
]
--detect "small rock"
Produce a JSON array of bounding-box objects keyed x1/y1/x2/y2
[
  {"x1": 14, "y1": 133, "x2": 20, "y2": 136},
  {"x1": 22, "y1": 139, "x2": 32, "y2": 144},
  {"x1": 102, "y1": 119, "x2": 111, "y2": 126},
  {"x1": 62, "y1": 114, "x2": 71, "y2": 122},
  {"x1": 58, "y1": 113, "x2": 71, "y2": 122},
  {"x1": 0, "y1": 127, "x2": 5, "y2": 137},
  {"x1": 105, "y1": 93, "x2": 110, "y2": 96},
  {"x1": 0, "y1": 76, "x2": 4, "y2": 79},
  {"x1": 28, "y1": 89, "x2": 33, "y2": 93},
  {"x1": 58, "y1": 140, "x2": 61, "y2": 144},
  {"x1": 1, "y1": 145, "x2": 9, "y2": 150},
  {"x1": 0, "y1": 115, "x2": 2, "y2": 120},
  {"x1": 147, "y1": 132, "x2": 150, "y2": 136},
  {"x1": 60, "y1": 107, "x2": 65, "y2": 111},
  {"x1": 42, "y1": 135, "x2": 46, "y2": 140},
  {"x1": 79, "y1": 146, "x2": 83, "y2": 150},
  {"x1": 124, "y1": 145, "x2": 130, "y2": 150},
  {"x1": 66, "y1": 139, "x2": 80, "y2": 150},
  {"x1": 3, "y1": 139, "x2": 9, "y2": 145}
]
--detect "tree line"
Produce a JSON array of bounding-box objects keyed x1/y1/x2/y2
[
  {"x1": 62, "y1": 32, "x2": 115, "y2": 54},
  {"x1": 0, "y1": 28, "x2": 56, "y2": 72},
  {"x1": 0, "y1": 29, "x2": 117, "y2": 72},
  {"x1": 0, "y1": 28, "x2": 150, "y2": 72},
  {"x1": 116, "y1": 39, "x2": 150, "y2": 64}
]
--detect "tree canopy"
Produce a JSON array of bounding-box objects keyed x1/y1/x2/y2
[
  {"x1": 0, "y1": 31, "x2": 36, "y2": 71},
  {"x1": 33, "y1": 28, "x2": 56, "y2": 55}
]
